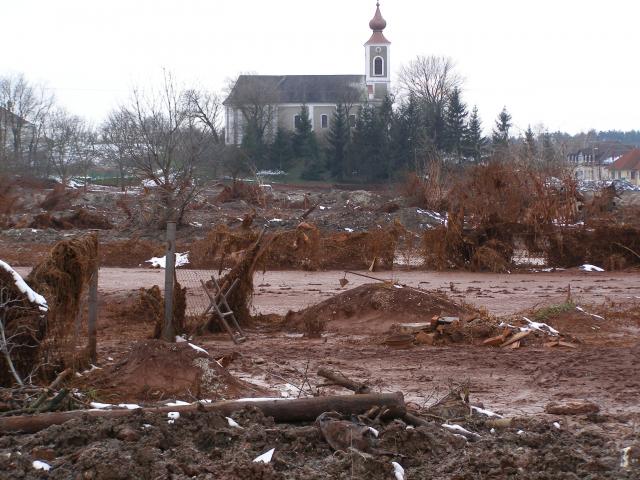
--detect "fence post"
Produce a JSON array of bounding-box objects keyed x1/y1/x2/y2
[
  {"x1": 87, "y1": 234, "x2": 99, "y2": 364},
  {"x1": 163, "y1": 221, "x2": 177, "y2": 342}
]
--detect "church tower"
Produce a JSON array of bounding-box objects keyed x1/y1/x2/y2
[{"x1": 365, "y1": 2, "x2": 390, "y2": 102}]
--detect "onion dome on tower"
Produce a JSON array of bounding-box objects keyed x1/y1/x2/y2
[{"x1": 366, "y1": 2, "x2": 390, "y2": 45}]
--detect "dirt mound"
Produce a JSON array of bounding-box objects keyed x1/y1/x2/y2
[
  {"x1": 0, "y1": 401, "x2": 634, "y2": 479},
  {"x1": 284, "y1": 283, "x2": 479, "y2": 335},
  {"x1": 215, "y1": 181, "x2": 267, "y2": 206},
  {"x1": 82, "y1": 339, "x2": 268, "y2": 403},
  {"x1": 29, "y1": 208, "x2": 113, "y2": 230},
  {"x1": 39, "y1": 184, "x2": 79, "y2": 211},
  {"x1": 100, "y1": 238, "x2": 163, "y2": 268}
]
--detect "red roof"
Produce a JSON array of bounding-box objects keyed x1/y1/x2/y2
[{"x1": 611, "y1": 148, "x2": 640, "y2": 170}]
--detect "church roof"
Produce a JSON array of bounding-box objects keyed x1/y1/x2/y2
[{"x1": 224, "y1": 75, "x2": 366, "y2": 105}]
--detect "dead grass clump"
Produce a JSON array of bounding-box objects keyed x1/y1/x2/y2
[
  {"x1": 29, "y1": 213, "x2": 72, "y2": 230},
  {"x1": 266, "y1": 222, "x2": 321, "y2": 270},
  {"x1": 65, "y1": 209, "x2": 113, "y2": 229},
  {"x1": 189, "y1": 226, "x2": 258, "y2": 270},
  {"x1": 0, "y1": 177, "x2": 21, "y2": 227},
  {"x1": 402, "y1": 163, "x2": 449, "y2": 211},
  {"x1": 215, "y1": 181, "x2": 266, "y2": 207},
  {"x1": 546, "y1": 224, "x2": 640, "y2": 269},
  {"x1": 100, "y1": 239, "x2": 163, "y2": 268},
  {"x1": 0, "y1": 264, "x2": 46, "y2": 386},
  {"x1": 321, "y1": 223, "x2": 403, "y2": 270},
  {"x1": 26, "y1": 233, "x2": 98, "y2": 378},
  {"x1": 422, "y1": 161, "x2": 580, "y2": 271},
  {"x1": 39, "y1": 185, "x2": 79, "y2": 211},
  {"x1": 211, "y1": 231, "x2": 272, "y2": 328},
  {"x1": 29, "y1": 209, "x2": 112, "y2": 231}
]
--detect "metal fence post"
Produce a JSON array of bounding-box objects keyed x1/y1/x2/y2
[{"x1": 163, "y1": 221, "x2": 177, "y2": 342}]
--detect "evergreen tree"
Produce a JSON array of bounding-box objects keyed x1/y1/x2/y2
[
  {"x1": 269, "y1": 129, "x2": 294, "y2": 171},
  {"x1": 347, "y1": 104, "x2": 388, "y2": 181},
  {"x1": 390, "y1": 95, "x2": 425, "y2": 173},
  {"x1": 325, "y1": 103, "x2": 350, "y2": 180},
  {"x1": 444, "y1": 87, "x2": 468, "y2": 156},
  {"x1": 523, "y1": 125, "x2": 537, "y2": 161},
  {"x1": 293, "y1": 105, "x2": 323, "y2": 179},
  {"x1": 492, "y1": 106, "x2": 512, "y2": 148},
  {"x1": 463, "y1": 106, "x2": 486, "y2": 162}
]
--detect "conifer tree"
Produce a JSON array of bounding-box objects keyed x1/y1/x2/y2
[
  {"x1": 269, "y1": 128, "x2": 294, "y2": 171},
  {"x1": 444, "y1": 87, "x2": 468, "y2": 156},
  {"x1": 492, "y1": 106, "x2": 512, "y2": 148},
  {"x1": 293, "y1": 105, "x2": 323, "y2": 179},
  {"x1": 325, "y1": 103, "x2": 350, "y2": 180},
  {"x1": 523, "y1": 125, "x2": 537, "y2": 161},
  {"x1": 463, "y1": 106, "x2": 486, "y2": 162}
]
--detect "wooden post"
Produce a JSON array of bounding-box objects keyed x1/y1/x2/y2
[
  {"x1": 87, "y1": 265, "x2": 98, "y2": 364},
  {"x1": 163, "y1": 221, "x2": 176, "y2": 342}
]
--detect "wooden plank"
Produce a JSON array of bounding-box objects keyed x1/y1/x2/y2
[{"x1": 500, "y1": 330, "x2": 531, "y2": 348}]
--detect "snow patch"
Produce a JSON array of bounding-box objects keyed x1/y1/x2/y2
[
  {"x1": 0, "y1": 260, "x2": 48, "y2": 311},
  {"x1": 145, "y1": 252, "x2": 189, "y2": 269},
  {"x1": 579, "y1": 264, "x2": 604, "y2": 272},
  {"x1": 391, "y1": 461, "x2": 405, "y2": 480},
  {"x1": 32, "y1": 460, "x2": 51, "y2": 471},
  {"x1": 226, "y1": 417, "x2": 242, "y2": 429},
  {"x1": 188, "y1": 342, "x2": 209, "y2": 355},
  {"x1": 253, "y1": 448, "x2": 275, "y2": 464}
]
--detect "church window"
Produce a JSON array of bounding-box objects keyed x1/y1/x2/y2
[
  {"x1": 321, "y1": 114, "x2": 328, "y2": 129},
  {"x1": 374, "y1": 56, "x2": 384, "y2": 76},
  {"x1": 294, "y1": 115, "x2": 301, "y2": 129}
]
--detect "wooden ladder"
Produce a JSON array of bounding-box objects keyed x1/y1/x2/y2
[{"x1": 200, "y1": 275, "x2": 247, "y2": 344}]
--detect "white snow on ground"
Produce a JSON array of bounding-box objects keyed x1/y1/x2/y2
[
  {"x1": 89, "y1": 402, "x2": 112, "y2": 409},
  {"x1": 253, "y1": 448, "x2": 275, "y2": 463},
  {"x1": 522, "y1": 316, "x2": 560, "y2": 336},
  {"x1": 368, "y1": 426, "x2": 379, "y2": 437},
  {"x1": 391, "y1": 461, "x2": 405, "y2": 480},
  {"x1": 166, "y1": 400, "x2": 190, "y2": 407},
  {"x1": 226, "y1": 417, "x2": 242, "y2": 428},
  {"x1": 344, "y1": 227, "x2": 354, "y2": 232},
  {"x1": 576, "y1": 306, "x2": 605, "y2": 320},
  {"x1": 471, "y1": 406, "x2": 503, "y2": 418},
  {"x1": 579, "y1": 264, "x2": 604, "y2": 272},
  {"x1": 416, "y1": 209, "x2": 447, "y2": 225},
  {"x1": 118, "y1": 404, "x2": 141, "y2": 410},
  {"x1": 145, "y1": 252, "x2": 189, "y2": 268},
  {"x1": 167, "y1": 412, "x2": 180, "y2": 424},
  {"x1": 0, "y1": 260, "x2": 48, "y2": 311},
  {"x1": 32, "y1": 460, "x2": 51, "y2": 471},
  {"x1": 441, "y1": 424, "x2": 481, "y2": 438},
  {"x1": 188, "y1": 343, "x2": 209, "y2": 355}
]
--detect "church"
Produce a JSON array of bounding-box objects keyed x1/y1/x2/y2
[{"x1": 223, "y1": 2, "x2": 391, "y2": 145}]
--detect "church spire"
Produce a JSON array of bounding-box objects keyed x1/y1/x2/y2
[
  {"x1": 365, "y1": 2, "x2": 390, "y2": 45},
  {"x1": 369, "y1": 2, "x2": 387, "y2": 32}
]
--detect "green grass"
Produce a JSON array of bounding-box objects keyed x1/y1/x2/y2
[{"x1": 532, "y1": 301, "x2": 575, "y2": 322}]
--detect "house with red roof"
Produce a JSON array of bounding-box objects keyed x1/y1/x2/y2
[{"x1": 608, "y1": 148, "x2": 640, "y2": 185}]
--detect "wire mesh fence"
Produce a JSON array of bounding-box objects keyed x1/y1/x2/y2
[{"x1": 176, "y1": 268, "x2": 227, "y2": 319}]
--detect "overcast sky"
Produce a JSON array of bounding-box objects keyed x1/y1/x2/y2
[{"x1": 1, "y1": 0, "x2": 637, "y2": 134}]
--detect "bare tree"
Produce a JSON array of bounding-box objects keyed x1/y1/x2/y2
[
  {"x1": 397, "y1": 55, "x2": 462, "y2": 108},
  {"x1": 114, "y1": 72, "x2": 219, "y2": 225},
  {"x1": 0, "y1": 74, "x2": 54, "y2": 174},
  {"x1": 225, "y1": 75, "x2": 280, "y2": 146},
  {"x1": 43, "y1": 108, "x2": 87, "y2": 185},
  {"x1": 101, "y1": 109, "x2": 135, "y2": 191}
]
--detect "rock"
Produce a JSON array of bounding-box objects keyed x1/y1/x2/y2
[
  {"x1": 116, "y1": 426, "x2": 140, "y2": 442},
  {"x1": 544, "y1": 400, "x2": 600, "y2": 415},
  {"x1": 31, "y1": 447, "x2": 55, "y2": 461}
]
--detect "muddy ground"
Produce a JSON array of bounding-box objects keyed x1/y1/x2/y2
[{"x1": 2, "y1": 181, "x2": 640, "y2": 478}]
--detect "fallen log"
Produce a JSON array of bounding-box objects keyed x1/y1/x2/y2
[
  {"x1": 0, "y1": 392, "x2": 405, "y2": 434},
  {"x1": 317, "y1": 368, "x2": 371, "y2": 394}
]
